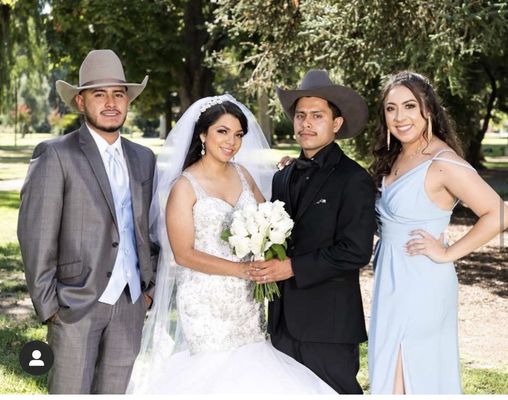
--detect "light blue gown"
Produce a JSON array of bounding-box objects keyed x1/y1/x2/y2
[{"x1": 368, "y1": 150, "x2": 475, "y2": 394}]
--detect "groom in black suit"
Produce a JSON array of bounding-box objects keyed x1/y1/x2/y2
[{"x1": 251, "y1": 70, "x2": 376, "y2": 393}]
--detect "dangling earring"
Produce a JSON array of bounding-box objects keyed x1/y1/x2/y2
[
  {"x1": 386, "y1": 127, "x2": 391, "y2": 151},
  {"x1": 200, "y1": 141, "x2": 206, "y2": 156},
  {"x1": 426, "y1": 116, "x2": 433, "y2": 143}
]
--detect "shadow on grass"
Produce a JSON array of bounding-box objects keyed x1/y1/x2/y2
[
  {"x1": 451, "y1": 205, "x2": 508, "y2": 298},
  {"x1": 0, "y1": 243, "x2": 23, "y2": 273},
  {"x1": 0, "y1": 281, "x2": 28, "y2": 293},
  {"x1": 0, "y1": 191, "x2": 21, "y2": 209},
  {"x1": 0, "y1": 315, "x2": 47, "y2": 394},
  {"x1": 0, "y1": 145, "x2": 34, "y2": 153}
]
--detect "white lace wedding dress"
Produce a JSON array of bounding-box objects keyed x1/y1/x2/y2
[{"x1": 128, "y1": 165, "x2": 334, "y2": 394}]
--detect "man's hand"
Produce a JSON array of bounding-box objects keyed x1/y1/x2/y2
[
  {"x1": 143, "y1": 293, "x2": 153, "y2": 308},
  {"x1": 249, "y1": 258, "x2": 294, "y2": 283},
  {"x1": 48, "y1": 312, "x2": 59, "y2": 323}
]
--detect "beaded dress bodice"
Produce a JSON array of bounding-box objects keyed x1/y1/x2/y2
[{"x1": 176, "y1": 164, "x2": 266, "y2": 354}]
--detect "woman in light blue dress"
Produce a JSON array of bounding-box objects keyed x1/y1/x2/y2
[{"x1": 368, "y1": 71, "x2": 508, "y2": 394}]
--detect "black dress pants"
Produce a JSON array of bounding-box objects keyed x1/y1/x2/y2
[{"x1": 270, "y1": 319, "x2": 363, "y2": 394}]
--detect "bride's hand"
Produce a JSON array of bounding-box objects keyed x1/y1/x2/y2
[
  {"x1": 237, "y1": 262, "x2": 253, "y2": 280},
  {"x1": 277, "y1": 156, "x2": 295, "y2": 171}
]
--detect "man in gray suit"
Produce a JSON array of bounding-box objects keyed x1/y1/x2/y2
[{"x1": 17, "y1": 49, "x2": 159, "y2": 394}]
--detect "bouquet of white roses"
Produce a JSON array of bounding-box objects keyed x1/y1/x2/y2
[{"x1": 221, "y1": 200, "x2": 294, "y2": 303}]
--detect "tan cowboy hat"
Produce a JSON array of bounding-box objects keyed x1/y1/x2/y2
[
  {"x1": 276, "y1": 69, "x2": 368, "y2": 139},
  {"x1": 56, "y1": 49, "x2": 148, "y2": 113}
]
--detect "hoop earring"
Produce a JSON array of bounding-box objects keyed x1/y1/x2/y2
[
  {"x1": 386, "y1": 127, "x2": 391, "y2": 151},
  {"x1": 200, "y1": 141, "x2": 206, "y2": 156},
  {"x1": 426, "y1": 116, "x2": 433, "y2": 143}
]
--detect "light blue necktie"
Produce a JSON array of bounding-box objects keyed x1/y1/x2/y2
[
  {"x1": 105, "y1": 146, "x2": 126, "y2": 204},
  {"x1": 104, "y1": 145, "x2": 141, "y2": 303}
]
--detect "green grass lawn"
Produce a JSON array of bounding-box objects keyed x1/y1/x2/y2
[{"x1": 0, "y1": 191, "x2": 20, "y2": 243}]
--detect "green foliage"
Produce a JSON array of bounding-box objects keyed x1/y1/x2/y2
[
  {"x1": 46, "y1": 0, "x2": 182, "y2": 117},
  {"x1": 0, "y1": 0, "x2": 47, "y2": 118},
  {"x1": 212, "y1": 0, "x2": 508, "y2": 165}
]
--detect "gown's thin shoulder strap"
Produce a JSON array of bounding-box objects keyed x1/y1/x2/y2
[
  {"x1": 233, "y1": 162, "x2": 250, "y2": 191},
  {"x1": 431, "y1": 149, "x2": 476, "y2": 171},
  {"x1": 181, "y1": 171, "x2": 207, "y2": 199}
]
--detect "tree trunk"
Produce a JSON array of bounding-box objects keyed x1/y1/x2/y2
[
  {"x1": 159, "y1": 113, "x2": 167, "y2": 140},
  {"x1": 179, "y1": 0, "x2": 214, "y2": 112},
  {"x1": 0, "y1": 4, "x2": 12, "y2": 114},
  {"x1": 257, "y1": 88, "x2": 272, "y2": 145},
  {"x1": 466, "y1": 63, "x2": 498, "y2": 169}
]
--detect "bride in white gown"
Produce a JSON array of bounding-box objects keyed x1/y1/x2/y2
[{"x1": 126, "y1": 95, "x2": 335, "y2": 394}]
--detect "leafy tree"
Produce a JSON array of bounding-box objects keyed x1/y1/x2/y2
[
  {"x1": 0, "y1": 0, "x2": 46, "y2": 120},
  {"x1": 46, "y1": 0, "x2": 227, "y2": 135},
  {"x1": 213, "y1": 0, "x2": 508, "y2": 166}
]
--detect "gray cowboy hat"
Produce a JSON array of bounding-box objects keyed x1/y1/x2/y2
[
  {"x1": 276, "y1": 69, "x2": 368, "y2": 139},
  {"x1": 56, "y1": 49, "x2": 148, "y2": 113}
]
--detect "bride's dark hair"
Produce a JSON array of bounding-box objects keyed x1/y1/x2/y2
[
  {"x1": 183, "y1": 101, "x2": 249, "y2": 170},
  {"x1": 369, "y1": 71, "x2": 463, "y2": 190}
]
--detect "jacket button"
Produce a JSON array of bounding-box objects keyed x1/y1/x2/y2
[
  {"x1": 106, "y1": 272, "x2": 112, "y2": 278},
  {"x1": 112, "y1": 242, "x2": 119, "y2": 248}
]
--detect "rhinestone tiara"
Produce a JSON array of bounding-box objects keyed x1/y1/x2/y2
[{"x1": 199, "y1": 96, "x2": 224, "y2": 114}]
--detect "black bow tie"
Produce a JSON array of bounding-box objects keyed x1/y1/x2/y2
[{"x1": 295, "y1": 158, "x2": 318, "y2": 170}]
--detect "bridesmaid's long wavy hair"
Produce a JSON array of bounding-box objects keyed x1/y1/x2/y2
[
  {"x1": 369, "y1": 71, "x2": 463, "y2": 190},
  {"x1": 183, "y1": 101, "x2": 249, "y2": 170}
]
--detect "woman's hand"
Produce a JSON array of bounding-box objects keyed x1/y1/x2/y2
[
  {"x1": 277, "y1": 156, "x2": 295, "y2": 171},
  {"x1": 237, "y1": 261, "x2": 254, "y2": 280},
  {"x1": 405, "y1": 229, "x2": 451, "y2": 263}
]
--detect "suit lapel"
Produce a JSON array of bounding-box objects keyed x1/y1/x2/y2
[
  {"x1": 294, "y1": 166, "x2": 335, "y2": 223},
  {"x1": 294, "y1": 144, "x2": 343, "y2": 223},
  {"x1": 78, "y1": 126, "x2": 118, "y2": 227},
  {"x1": 282, "y1": 162, "x2": 296, "y2": 217},
  {"x1": 122, "y1": 139, "x2": 143, "y2": 225}
]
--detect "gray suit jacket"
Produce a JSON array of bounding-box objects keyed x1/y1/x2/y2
[{"x1": 17, "y1": 125, "x2": 159, "y2": 323}]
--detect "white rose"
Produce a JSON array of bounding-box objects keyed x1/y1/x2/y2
[
  {"x1": 231, "y1": 218, "x2": 249, "y2": 237},
  {"x1": 229, "y1": 235, "x2": 251, "y2": 258},
  {"x1": 277, "y1": 217, "x2": 294, "y2": 234},
  {"x1": 249, "y1": 232, "x2": 265, "y2": 258},
  {"x1": 258, "y1": 201, "x2": 273, "y2": 217},
  {"x1": 269, "y1": 207, "x2": 284, "y2": 224},
  {"x1": 245, "y1": 216, "x2": 259, "y2": 236},
  {"x1": 242, "y1": 204, "x2": 257, "y2": 219},
  {"x1": 272, "y1": 200, "x2": 286, "y2": 214},
  {"x1": 254, "y1": 212, "x2": 270, "y2": 234},
  {"x1": 269, "y1": 229, "x2": 286, "y2": 245}
]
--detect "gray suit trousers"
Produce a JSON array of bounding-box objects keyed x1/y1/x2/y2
[{"x1": 47, "y1": 289, "x2": 147, "y2": 394}]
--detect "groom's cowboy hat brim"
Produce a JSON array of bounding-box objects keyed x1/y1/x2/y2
[
  {"x1": 56, "y1": 49, "x2": 148, "y2": 113},
  {"x1": 276, "y1": 69, "x2": 368, "y2": 139}
]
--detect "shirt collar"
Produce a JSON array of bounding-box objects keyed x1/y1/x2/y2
[
  {"x1": 297, "y1": 141, "x2": 336, "y2": 168},
  {"x1": 87, "y1": 123, "x2": 122, "y2": 156}
]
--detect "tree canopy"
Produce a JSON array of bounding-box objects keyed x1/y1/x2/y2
[
  {"x1": 1, "y1": 0, "x2": 507, "y2": 165},
  {"x1": 213, "y1": 0, "x2": 508, "y2": 166}
]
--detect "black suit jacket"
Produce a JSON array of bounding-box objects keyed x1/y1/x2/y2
[{"x1": 268, "y1": 143, "x2": 376, "y2": 343}]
